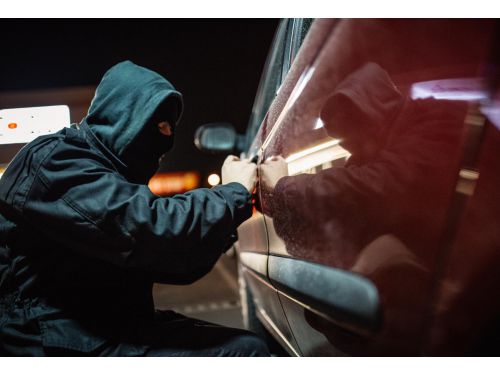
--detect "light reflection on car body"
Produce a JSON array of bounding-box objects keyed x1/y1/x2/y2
[{"x1": 232, "y1": 19, "x2": 500, "y2": 356}]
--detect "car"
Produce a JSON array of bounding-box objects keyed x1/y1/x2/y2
[{"x1": 195, "y1": 18, "x2": 500, "y2": 356}]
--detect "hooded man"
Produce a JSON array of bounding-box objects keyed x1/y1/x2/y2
[{"x1": 0, "y1": 61, "x2": 268, "y2": 356}]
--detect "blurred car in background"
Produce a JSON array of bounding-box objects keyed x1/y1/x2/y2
[{"x1": 196, "y1": 19, "x2": 500, "y2": 356}]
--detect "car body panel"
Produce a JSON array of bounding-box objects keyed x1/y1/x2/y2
[
  {"x1": 240, "y1": 18, "x2": 500, "y2": 355},
  {"x1": 241, "y1": 266, "x2": 301, "y2": 355},
  {"x1": 425, "y1": 109, "x2": 500, "y2": 355}
]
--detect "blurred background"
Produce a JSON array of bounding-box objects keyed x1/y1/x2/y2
[{"x1": 0, "y1": 19, "x2": 279, "y2": 328}]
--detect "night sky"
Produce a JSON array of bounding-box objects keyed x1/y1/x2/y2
[{"x1": 0, "y1": 19, "x2": 278, "y2": 186}]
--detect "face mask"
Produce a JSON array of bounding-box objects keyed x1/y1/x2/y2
[{"x1": 121, "y1": 100, "x2": 178, "y2": 184}]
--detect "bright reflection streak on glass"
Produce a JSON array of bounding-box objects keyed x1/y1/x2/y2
[
  {"x1": 411, "y1": 78, "x2": 487, "y2": 101},
  {"x1": 262, "y1": 66, "x2": 316, "y2": 151},
  {"x1": 285, "y1": 139, "x2": 350, "y2": 175},
  {"x1": 314, "y1": 118, "x2": 324, "y2": 130},
  {"x1": 287, "y1": 66, "x2": 316, "y2": 107}
]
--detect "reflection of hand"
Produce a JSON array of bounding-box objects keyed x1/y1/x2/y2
[
  {"x1": 261, "y1": 155, "x2": 288, "y2": 190},
  {"x1": 221, "y1": 155, "x2": 257, "y2": 193}
]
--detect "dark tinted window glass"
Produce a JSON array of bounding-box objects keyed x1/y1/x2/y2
[
  {"x1": 290, "y1": 18, "x2": 313, "y2": 62},
  {"x1": 245, "y1": 19, "x2": 314, "y2": 152},
  {"x1": 281, "y1": 18, "x2": 314, "y2": 83},
  {"x1": 245, "y1": 20, "x2": 289, "y2": 149}
]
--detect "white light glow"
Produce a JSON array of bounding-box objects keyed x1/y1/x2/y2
[
  {"x1": 411, "y1": 78, "x2": 487, "y2": 101},
  {"x1": 313, "y1": 118, "x2": 324, "y2": 130},
  {"x1": 285, "y1": 139, "x2": 350, "y2": 175},
  {"x1": 285, "y1": 139, "x2": 341, "y2": 163},
  {"x1": 208, "y1": 173, "x2": 221, "y2": 186}
]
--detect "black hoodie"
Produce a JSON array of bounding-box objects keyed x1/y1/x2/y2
[
  {"x1": 83, "y1": 60, "x2": 183, "y2": 183},
  {"x1": 0, "y1": 61, "x2": 252, "y2": 355}
]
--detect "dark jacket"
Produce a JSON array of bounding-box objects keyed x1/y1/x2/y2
[{"x1": 0, "y1": 61, "x2": 252, "y2": 355}]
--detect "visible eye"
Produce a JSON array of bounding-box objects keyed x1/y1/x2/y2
[{"x1": 158, "y1": 121, "x2": 172, "y2": 136}]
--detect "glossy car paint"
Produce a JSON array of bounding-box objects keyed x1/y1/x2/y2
[
  {"x1": 426, "y1": 105, "x2": 500, "y2": 354},
  {"x1": 238, "y1": 19, "x2": 500, "y2": 355},
  {"x1": 236, "y1": 19, "x2": 307, "y2": 356},
  {"x1": 237, "y1": 19, "x2": 335, "y2": 356}
]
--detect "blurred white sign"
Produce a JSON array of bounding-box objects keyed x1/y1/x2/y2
[
  {"x1": 0, "y1": 105, "x2": 70, "y2": 145},
  {"x1": 411, "y1": 78, "x2": 487, "y2": 101}
]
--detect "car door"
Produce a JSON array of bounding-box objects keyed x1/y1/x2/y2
[
  {"x1": 236, "y1": 18, "x2": 300, "y2": 356},
  {"x1": 425, "y1": 46, "x2": 500, "y2": 354},
  {"x1": 258, "y1": 19, "x2": 498, "y2": 355},
  {"x1": 237, "y1": 18, "x2": 331, "y2": 355}
]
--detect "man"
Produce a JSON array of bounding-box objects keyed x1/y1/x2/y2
[{"x1": 0, "y1": 61, "x2": 268, "y2": 356}]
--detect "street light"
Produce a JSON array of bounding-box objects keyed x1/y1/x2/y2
[{"x1": 207, "y1": 173, "x2": 220, "y2": 186}]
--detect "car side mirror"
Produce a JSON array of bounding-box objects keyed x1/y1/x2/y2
[{"x1": 194, "y1": 122, "x2": 245, "y2": 153}]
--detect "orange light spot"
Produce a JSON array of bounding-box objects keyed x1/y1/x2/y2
[
  {"x1": 148, "y1": 171, "x2": 201, "y2": 196},
  {"x1": 8, "y1": 123, "x2": 17, "y2": 129}
]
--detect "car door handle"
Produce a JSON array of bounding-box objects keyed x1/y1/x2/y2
[{"x1": 268, "y1": 255, "x2": 381, "y2": 333}]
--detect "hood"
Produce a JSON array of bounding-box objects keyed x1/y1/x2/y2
[
  {"x1": 320, "y1": 62, "x2": 403, "y2": 158},
  {"x1": 82, "y1": 60, "x2": 183, "y2": 183}
]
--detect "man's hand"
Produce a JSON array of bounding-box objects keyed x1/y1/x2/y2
[
  {"x1": 222, "y1": 155, "x2": 257, "y2": 193},
  {"x1": 260, "y1": 155, "x2": 288, "y2": 190}
]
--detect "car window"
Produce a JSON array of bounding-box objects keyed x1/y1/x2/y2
[
  {"x1": 281, "y1": 19, "x2": 313, "y2": 85},
  {"x1": 244, "y1": 20, "x2": 289, "y2": 151},
  {"x1": 291, "y1": 18, "x2": 314, "y2": 64},
  {"x1": 244, "y1": 19, "x2": 313, "y2": 152},
  {"x1": 280, "y1": 20, "x2": 294, "y2": 85}
]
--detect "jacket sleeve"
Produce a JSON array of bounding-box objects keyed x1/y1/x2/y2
[{"x1": 21, "y1": 139, "x2": 252, "y2": 283}]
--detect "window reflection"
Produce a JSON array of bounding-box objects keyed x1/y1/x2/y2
[
  {"x1": 257, "y1": 19, "x2": 498, "y2": 355},
  {"x1": 262, "y1": 62, "x2": 469, "y2": 268},
  {"x1": 260, "y1": 60, "x2": 479, "y2": 353}
]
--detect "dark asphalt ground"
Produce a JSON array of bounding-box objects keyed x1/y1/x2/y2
[{"x1": 153, "y1": 252, "x2": 244, "y2": 329}]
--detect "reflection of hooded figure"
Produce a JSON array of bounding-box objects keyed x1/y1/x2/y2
[
  {"x1": 320, "y1": 62, "x2": 403, "y2": 160},
  {"x1": 266, "y1": 61, "x2": 469, "y2": 355},
  {"x1": 0, "y1": 61, "x2": 265, "y2": 356},
  {"x1": 269, "y1": 62, "x2": 466, "y2": 267},
  {"x1": 267, "y1": 63, "x2": 405, "y2": 265}
]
